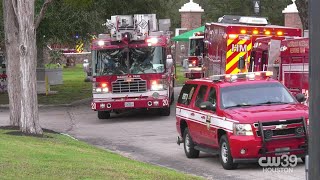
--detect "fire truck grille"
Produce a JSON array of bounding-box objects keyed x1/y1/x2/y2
[{"x1": 112, "y1": 78, "x2": 147, "y2": 93}]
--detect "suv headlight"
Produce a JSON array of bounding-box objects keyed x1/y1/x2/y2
[
  {"x1": 233, "y1": 124, "x2": 253, "y2": 136},
  {"x1": 151, "y1": 79, "x2": 167, "y2": 91}
]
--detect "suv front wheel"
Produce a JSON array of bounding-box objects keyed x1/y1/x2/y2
[
  {"x1": 183, "y1": 128, "x2": 199, "y2": 158},
  {"x1": 219, "y1": 135, "x2": 238, "y2": 170}
]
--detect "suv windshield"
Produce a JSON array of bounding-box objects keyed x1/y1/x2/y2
[
  {"x1": 220, "y1": 82, "x2": 296, "y2": 109},
  {"x1": 94, "y1": 46, "x2": 165, "y2": 76}
]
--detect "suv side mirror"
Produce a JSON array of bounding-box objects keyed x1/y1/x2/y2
[
  {"x1": 238, "y1": 56, "x2": 245, "y2": 70},
  {"x1": 296, "y1": 93, "x2": 306, "y2": 103},
  {"x1": 199, "y1": 101, "x2": 216, "y2": 111}
]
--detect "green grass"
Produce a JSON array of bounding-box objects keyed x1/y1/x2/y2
[
  {"x1": 175, "y1": 65, "x2": 188, "y2": 86},
  {"x1": 0, "y1": 129, "x2": 203, "y2": 180},
  {"x1": 0, "y1": 65, "x2": 92, "y2": 105}
]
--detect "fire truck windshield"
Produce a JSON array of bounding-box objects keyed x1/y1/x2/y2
[
  {"x1": 189, "y1": 38, "x2": 204, "y2": 56},
  {"x1": 94, "y1": 46, "x2": 165, "y2": 75},
  {"x1": 129, "y1": 46, "x2": 165, "y2": 74},
  {"x1": 220, "y1": 82, "x2": 296, "y2": 109}
]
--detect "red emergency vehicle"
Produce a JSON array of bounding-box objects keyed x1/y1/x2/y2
[
  {"x1": 251, "y1": 37, "x2": 309, "y2": 106},
  {"x1": 203, "y1": 16, "x2": 302, "y2": 77},
  {"x1": 90, "y1": 14, "x2": 175, "y2": 119},
  {"x1": 184, "y1": 32, "x2": 205, "y2": 79},
  {"x1": 176, "y1": 71, "x2": 308, "y2": 169}
]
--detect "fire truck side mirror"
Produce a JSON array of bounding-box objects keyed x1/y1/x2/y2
[
  {"x1": 295, "y1": 93, "x2": 306, "y2": 103},
  {"x1": 199, "y1": 101, "x2": 216, "y2": 111},
  {"x1": 238, "y1": 56, "x2": 245, "y2": 70}
]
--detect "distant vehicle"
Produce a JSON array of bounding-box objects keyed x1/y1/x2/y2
[
  {"x1": 184, "y1": 32, "x2": 205, "y2": 79},
  {"x1": 176, "y1": 71, "x2": 308, "y2": 169}
]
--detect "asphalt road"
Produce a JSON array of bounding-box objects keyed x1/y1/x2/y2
[{"x1": 0, "y1": 87, "x2": 306, "y2": 180}]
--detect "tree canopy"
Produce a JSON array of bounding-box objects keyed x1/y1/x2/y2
[{"x1": 0, "y1": 0, "x2": 296, "y2": 49}]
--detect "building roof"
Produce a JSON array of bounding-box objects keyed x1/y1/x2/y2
[
  {"x1": 179, "y1": 0, "x2": 204, "y2": 13},
  {"x1": 282, "y1": 0, "x2": 298, "y2": 13},
  {"x1": 171, "y1": 26, "x2": 204, "y2": 42}
]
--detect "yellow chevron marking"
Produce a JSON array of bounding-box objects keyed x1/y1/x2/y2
[
  {"x1": 226, "y1": 39, "x2": 248, "y2": 59},
  {"x1": 226, "y1": 43, "x2": 252, "y2": 71}
]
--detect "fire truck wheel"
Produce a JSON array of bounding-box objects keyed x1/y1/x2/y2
[
  {"x1": 160, "y1": 107, "x2": 170, "y2": 116},
  {"x1": 219, "y1": 135, "x2": 238, "y2": 170},
  {"x1": 183, "y1": 128, "x2": 199, "y2": 158},
  {"x1": 98, "y1": 111, "x2": 110, "y2": 119}
]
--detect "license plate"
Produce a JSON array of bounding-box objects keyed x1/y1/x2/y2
[
  {"x1": 125, "y1": 102, "x2": 134, "y2": 107},
  {"x1": 275, "y1": 147, "x2": 290, "y2": 155}
]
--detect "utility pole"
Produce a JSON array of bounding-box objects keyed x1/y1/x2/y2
[{"x1": 309, "y1": 0, "x2": 320, "y2": 179}]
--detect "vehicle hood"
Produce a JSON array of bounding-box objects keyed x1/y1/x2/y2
[{"x1": 223, "y1": 104, "x2": 308, "y2": 124}]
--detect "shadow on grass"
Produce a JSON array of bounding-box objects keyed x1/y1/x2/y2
[{"x1": 0, "y1": 125, "x2": 59, "y2": 138}]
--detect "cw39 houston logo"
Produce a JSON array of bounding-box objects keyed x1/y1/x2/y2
[{"x1": 258, "y1": 155, "x2": 298, "y2": 173}]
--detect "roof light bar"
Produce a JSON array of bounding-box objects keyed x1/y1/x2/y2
[{"x1": 209, "y1": 71, "x2": 273, "y2": 82}]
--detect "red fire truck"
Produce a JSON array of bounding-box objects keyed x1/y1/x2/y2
[
  {"x1": 280, "y1": 38, "x2": 309, "y2": 102},
  {"x1": 90, "y1": 14, "x2": 175, "y2": 119},
  {"x1": 184, "y1": 32, "x2": 205, "y2": 79},
  {"x1": 203, "y1": 15, "x2": 302, "y2": 77}
]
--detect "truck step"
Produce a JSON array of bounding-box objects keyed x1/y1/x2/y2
[{"x1": 194, "y1": 145, "x2": 219, "y2": 155}]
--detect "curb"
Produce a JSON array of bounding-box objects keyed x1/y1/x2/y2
[{"x1": 0, "y1": 98, "x2": 92, "y2": 110}]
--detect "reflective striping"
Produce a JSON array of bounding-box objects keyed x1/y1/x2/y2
[
  {"x1": 282, "y1": 64, "x2": 309, "y2": 72},
  {"x1": 177, "y1": 106, "x2": 239, "y2": 122},
  {"x1": 176, "y1": 106, "x2": 238, "y2": 132},
  {"x1": 176, "y1": 115, "x2": 233, "y2": 132},
  {"x1": 226, "y1": 38, "x2": 252, "y2": 74}
]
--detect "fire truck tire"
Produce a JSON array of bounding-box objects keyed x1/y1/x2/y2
[
  {"x1": 98, "y1": 111, "x2": 110, "y2": 119},
  {"x1": 160, "y1": 107, "x2": 170, "y2": 116},
  {"x1": 183, "y1": 128, "x2": 200, "y2": 158},
  {"x1": 219, "y1": 135, "x2": 238, "y2": 170}
]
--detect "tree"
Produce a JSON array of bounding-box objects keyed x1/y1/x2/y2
[
  {"x1": 3, "y1": 0, "x2": 21, "y2": 127},
  {"x1": 295, "y1": 0, "x2": 308, "y2": 30},
  {"x1": 3, "y1": 0, "x2": 53, "y2": 135}
]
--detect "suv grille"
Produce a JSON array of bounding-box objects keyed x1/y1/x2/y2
[
  {"x1": 255, "y1": 118, "x2": 306, "y2": 138},
  {"x1": 112, "y1": 78, "x2": 147, "y2": 93}
]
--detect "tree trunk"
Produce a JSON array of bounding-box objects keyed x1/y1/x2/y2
[
  {"x1": 3, "y1": 0, "x2": 21, "y2": 126},
  {"x1": 295, "y1": 0, "x2": 309, "y2": 30},
  {"x1": 16, "y1": 0, "x2": 42, "y2": 135}
]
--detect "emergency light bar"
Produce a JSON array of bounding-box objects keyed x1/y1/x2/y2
[{"x1": 210, "y1": 71, "x2": 273, "y2": 82}]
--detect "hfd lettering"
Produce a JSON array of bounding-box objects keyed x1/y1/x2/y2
[{"x1": 232, "y1": 44, "x2": 247, "y2": 52}]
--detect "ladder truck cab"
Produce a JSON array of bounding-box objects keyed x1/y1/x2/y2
[
  {"x1": 184, "y1": 32, "x2": 205, "y2": 79},
  {"x1": 90, "y1": 14, "x2": 175, "y2": 119},
  {"x1": 203, "y1": 15, "x2": 302, "y2": 77}
]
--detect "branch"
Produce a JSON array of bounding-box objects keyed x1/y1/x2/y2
[{"x1": 35, "y1": 0, "x2": 54, "y2": 30}]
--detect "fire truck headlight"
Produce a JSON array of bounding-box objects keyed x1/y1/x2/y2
[
  {"x1": 96, "y1": 88, "x2": 102, "y2": 93},
  {"x1": 151, "y1": 80, "x2": 167, "y2": 91},
  {"x1": 233, "y1": 124, "x2": 253, "y2": 136},
  {"x1": 102, "y1": 87, "x2": 109, "y2": 93},
  {"x1": 98, "y1": 40, "x2": 105, "y2": 46}
]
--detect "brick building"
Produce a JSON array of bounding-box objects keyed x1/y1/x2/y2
[{"x1": 282, "y1": 0, "x2": 303, "y2": 31}]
